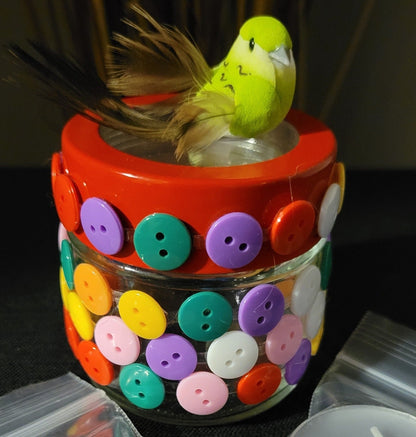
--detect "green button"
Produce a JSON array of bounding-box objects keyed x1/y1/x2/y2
[
  {"x1": 134, "y1": 213, "x2": 191, "y2": 271},
  {"x1": 178, "y1": 291, "x2": 233, "y2": 341},
  {"x1": 320, "y1": 241, "x2": 332, "y2": 290},
  {"x1": 60, "y1": 239, "x2": 74, "y2": 289},
  {"x1": 119, "y1": 363, "x2": 165, "y2": 409}
]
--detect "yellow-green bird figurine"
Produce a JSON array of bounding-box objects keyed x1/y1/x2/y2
[{"x1": 9, "y1": 5, "x2": 296, "y2": 160}]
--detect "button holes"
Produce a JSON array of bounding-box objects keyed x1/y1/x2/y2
[
  {"x1": 224, "y1": 236, "x2": 233, "y2": 245},
  {"x1": 155, "y1": 232, "x2": 165, "y2": 241},
  {"x1": 93, "y1": 367, "x2": 99, "y2": 373},
  {"x1": 132, "y1": 307, "x2": 139, "y2": 314},
  {"x1": 301, "y1": 354, "x2": 307, "y2": 362},
  {"x1": 201, "y1": 323, "x2": 211, "y2": 331},
  {"x1": 85, "y1": 357, "x2": 89, "y2": 363},
  {"x1": 256, "y1": 379, "x2": 264, "y2": 387},
  {"x1": 115, "y1": 346, "x2": 121, "y2": 353},
  {"x1": 195, "y1": 388, "x2": 203, "y2": 395},
  {"x1": 202, "y1": 400, "x2": 210, "y2": 406},
  {"x1": 139, "y1": 321, "x2": 147, "y2": 327},
  {"x1": 298, "y1": 219, "x2": 305, "y2": 228},
  {"x1": 159, "y1": 249, "x2": 168, "y2": 257},
  {"x1": 239, "y1": 243, "x2": 248, "y2": 251},
  {"x1": 60, "y1": 194, "x2": 65, "y2": 203},
  {"x1": 106, "y1": 333, "x2": 113, "y2": 340},
  {"x1": 161, "y1": 360, "x2": 169, "y2": 367},
  {"x1": 134, "y1": 379, "x2": 141, "y2": 386},
  {"x1": 288, "y1": 234, "x2": 295, "y2": 242},
  {"x1": 257, "y1": 316, "x2": 265, "y2": 324},
  {"x1": 90, "y1": 225, "x2": 96, "y2": 233},
  {"x1": 235, "y1": 348, "x2": 243, "y2": 356},
  {"x1": 88, "y1": 295, "x2": 94, "y2": 303},
  {"x1": 264, "y1": 301, "x2": 273, "y2": 310},
  {"x1": 225, "y1": 360, "x2": 233, "y2": 367},
  {"x1": 290, "y1": 331, "x2": 295, "y2": 339},
  {"x1": 172, "y1": 352, "x2": 181, "y2": 360},
  {"x1": 203, "y1": 308, "x2": 212, "y2": 317},
  {"x1": 281, "y1": 343, "x2": 287, "y2": 351},
  {"x1": 99, "y1": 225, "x2": 107, "y2": 233},
  {"x1": 138, "y1": 392, "x2": 145, "y2": 398}
]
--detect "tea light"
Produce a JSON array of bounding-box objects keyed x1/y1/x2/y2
[{"x1": 291, "y1": 405, "x2": 416, "y2": 437}]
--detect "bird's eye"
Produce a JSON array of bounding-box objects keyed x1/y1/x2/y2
[{"x1": 249, "y1": 38, "x2": 255, "y2": 51}]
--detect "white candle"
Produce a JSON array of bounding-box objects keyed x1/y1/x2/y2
[{"x1": 291, "y1": 405, "x2": 416, "y2": 437}]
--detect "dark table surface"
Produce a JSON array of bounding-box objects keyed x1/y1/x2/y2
[{"x1": 1, "y1": 167, "x2": 416, "y2": 436}]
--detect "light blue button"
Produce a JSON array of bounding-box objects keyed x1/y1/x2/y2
[
  {"x1": 119, "y1": 363, "x2": 165, "y2": 409},
  {"x1": 134, "y1": 213, "x2": 191, "y2": 270},
  {"x1": 178, "y1": 291, "x2": 233, "y2": 341},
  {"x1": 60, "y1": 239, "x2": 74, "y2": 289}
]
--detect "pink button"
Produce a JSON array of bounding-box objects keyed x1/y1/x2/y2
[
  {"x1": 265, "y1": 314, "x2": 303, "y2": 365},
  {"x1": 176, "y1": 372, "x2": 229, "y2": 415},
  {"x1": 94, "y1": 316, "x2": 140, "y2": 365}
]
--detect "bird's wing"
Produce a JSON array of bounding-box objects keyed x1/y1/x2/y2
[
  {"x1": 169, "y1": 90, "x2": 235, "y2": 159},
  {"x1": 106, "y1": 4, "x2": 212, "y2": 96}
]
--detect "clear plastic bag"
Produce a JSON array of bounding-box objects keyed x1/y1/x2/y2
[
  {"x1": 0, "y1": 372, "x2": 141, "y2": 437},
  {"x1": 309, "y1": 311, "x2": 416, "y2": 417}
]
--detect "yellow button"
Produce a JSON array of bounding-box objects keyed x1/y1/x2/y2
[
  {"x1": 311, "y1": 318, "x2": 324, "y2": 356},
  {"x1": 74, "y1": 263, "x2": 112, "y2": 315},
  {"x1": 118, "y1": 290, "x2": 166, "y2": 339},
  {"x1": 59, "y1": 266, "x2": 72, "y2": 309},
  {"x1": 68, "y1": 291, "x2": 94, "y2": 340}
]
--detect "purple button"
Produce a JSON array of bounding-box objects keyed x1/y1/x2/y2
[
  {"x1": 146, "y1": 333, "x2": 197, "y2": 380},
  {"x1": 284, "y1": 338, "x2": 311, "y2": 385},
  {"x1": 238, "y1": 284, "x2": 284, "y2": 336},
  {"x1": 80, "y1": 197, "x2": 124, "y2": 255},
  {"x1": 205, "y1": 212, "x2": 263, "y2": 269}
]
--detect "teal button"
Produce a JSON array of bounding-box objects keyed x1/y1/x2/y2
[
  {"x1": 60, "y1": 239, "x2": 74, "y2": 289},
  {"x1": 178, "y1": 292, "x2": 233, "y2": 341},
  {"x1": 320, "y1": 241, "x2": 332, "y2": 290},
  {"x1": 119, "y1": 363, "x2": 165, "y2": 409},
  {"x1": 134, "y1": 213, "x2": 192, "y2": 271}
]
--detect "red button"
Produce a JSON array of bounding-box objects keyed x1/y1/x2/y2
[
  {"x1": 77, "y1": 340, "x2": 114, "y2": 386},
  {"x1": 270, "y1": 200, "x2": 315, "y2": 255},
  {"x1": 237, "y1": 363, "x2": 282, "y2": 405},
  {"x1": 63, "y1": 308, "x2": 80, "y2": 359},
  {"x1": 53, "y1": 174, "x2": 81, "y2": 232}
]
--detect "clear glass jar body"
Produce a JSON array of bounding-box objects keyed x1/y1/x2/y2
[{"x1": 61, "y1": 232, "x2": 331, "y2": 425}]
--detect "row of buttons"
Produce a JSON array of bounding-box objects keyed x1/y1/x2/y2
[{"x1": 54, "y1": 168, "x2": 342, "y2": 271}]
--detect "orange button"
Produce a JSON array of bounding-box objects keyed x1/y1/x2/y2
[
  {"x1": 74, "y1": 263, "x2": 112, "y2": 315},
  {"x1": 270, "y1": 200, "x2": 315, "y2": 255},
  {"x1": 77, "y1": 340, "x2": 115, "y2": 385},
  {"x1": 53, "y1": 173, "x2": 81, "y2": 232},
  {"x1": 237, "y1": 363, "x2": 282, "y2": 405},
  {"x1": 63, "y1": 308, "x2": 81, "y2": 359},
  {"x1": 330, "y1": 162, "x2": 345, "y2": 212}
]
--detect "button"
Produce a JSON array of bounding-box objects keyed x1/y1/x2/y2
[
  {"x1": 317, "y1": 183, "x2": 341, "y2": 238},
  {"x1": 290, "y1": 265, "x2": 321, "y2": 317},
  {"x1": 80, "y1": 197, "x2": 124, "y2": 255},
  {"x1": 270, "y1": 201, "x2": 315, "y2": 255},
  {"x1": 57, "y1": 222, "x2": 68, "y2": 251},
  {"x1": 63, "y1": 308, "x2": 81, "y2": 359},
  {"x1": 305, "y1": 290, "x2": 325, "y2": 339},
  {"x1": 311, "y1": 319, "x2": 324, "y2": 356},
  {"x1": 77, "y1": 340, "x2": 114, "y2": 386},
  {"x1": 284, "y1": 338, "x2": 311, "y2": 385},
  {"x1": 119, "y1": 363, "x2": 165, "y2": 409},
  {"x1": 205, "y1": 212, "x2": 263, "y2": 269},
  {"x1": 329, "y1": 162, "x2": 346, "y2": 212},
  {"x1": 207, "y1": 331, "x2": 258, "y2": 379},
  {"x1": 146, "y1": 333, "x2": 197, "y2": 380},
  {"x1": 238, "y1": 284, "x2": 284, "y2": 336},
  {"x1": 53, "y1": 173, "x2": 81, "y2": 232},
  {"x1": 67, "y1": 291, "x2": 94, "y2": 340},
  {"x1": 74, "y1": 263, "x2": 112, "y2": 315},
  {"x1": 320, "y1": 241, "x2": 332, "y2": 290},
  {"x1": 60, "y1": 239, "x2": 75, "y2": 290},
  {"x1": 134, "y1": 213, "x2": 191, "y2": 271},
  {"x1": 59, "y1": 266, "x2": 72, "y2": 309},
  {"x1": 176, "y1": 371, "x2": 229, "y2": 415},
  {"x1": 94, "y1": 315, "x2": 140, "y2": 365},
  {"x1": 265, "y1": 314, "x2": 303, "y2": 365},
  {"x1": 118, "y1": 290, "x2": 166, "y2": 339},
  {"x1": 237, "y1": 363, "x2": 282, "y2": 405},
  {"x1": 178, "y1": 291, "x2": 233, "y2": 341}
]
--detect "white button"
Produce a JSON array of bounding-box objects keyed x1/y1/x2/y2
[
  {"x1": 305, "y1": 291, "x2": 325, "y2": 339},
  {"x1": 318, "y1": 183, "x2": 341, "y2": 238},
  {"x1": 206, "y1": 331, "x2": 258, "y2": 379},
  {"x1": 290, "y1": 265, "x2": 321, "y2": 317}
]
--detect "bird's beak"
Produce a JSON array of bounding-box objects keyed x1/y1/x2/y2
[{"x1": 269, "y1": 45, "x2": 292, "y2": 67}]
